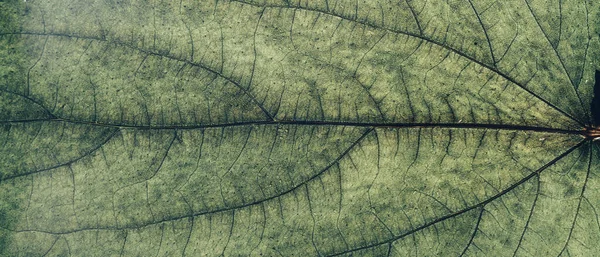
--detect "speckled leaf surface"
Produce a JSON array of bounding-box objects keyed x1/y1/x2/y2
[{"x1": 0, "y1": 0, "x2": 599, "y2": 256}]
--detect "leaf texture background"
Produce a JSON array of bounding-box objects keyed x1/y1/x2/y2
[{"x1": 0, "y1": 0, "x2": 599, "y2": 256}]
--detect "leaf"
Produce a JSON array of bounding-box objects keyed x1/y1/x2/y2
[{"x1": 1, "y1": 0, "x2": 599, "y2": 256}]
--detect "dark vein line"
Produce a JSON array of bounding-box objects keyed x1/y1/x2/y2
[
  {"x1": 405, "y1": 0, "x2": 422, "y2": 35},
  {"x1": 228, "y1": 0, "x2": 585, "y2": 126},
  {"x1": 155, "y1": 224, "x2": 164, "y2": 257},
  {"x1": 249, "y1": 203, "x2": 267, "y2": 256},
  {"x1": 467, "y1": 0, "x2": 497, "y2": 66},
  {"x1": 2, "y1": 31, "x2": 274, "y2": 121},
  {"x1": 335, "y1": 163, "x2": 350, "y2": 250},
  {"x1": 119, "y1": 231, "x2": 128, "y2": 257},
  {"x1": 371, "y1": 210, "x2": 395, "y2": 238},
  {"x1": 523, "y1": 0, "x2": 586, "y2": 118},
  {"x1": 112, "y1": 132, "x2": 177, "y2": 204},
  {"x1": 223, "y1": 126, "x2": 252, "y2": 177},
  {"x1": 0, "y1": 88, "x2": 56, "y2": 118},
  {"x1": 219, "y1": 25, "x2": 225, "y2": 73},
  {"x1": 328, "y1": 140, "x2": 586, "y2": 256},
  {"x1": 5, "y1": 128, "x2": 373, "y2": 234},
  {"x1": 459, "y1": 207, "x2": 485, "y2": 257},
  {"x1": 353, "y1": 32, "x2": 386, "y2": 76},
  {"x1": 1, "y1": 118, "x2": 584, "y2": 136},
  {"x1": 305, "y1": 184, "x2": 322, "y2": 256},
  {"x1": 248, "y1": 8, "x2": 266, "y2": 92},
  {"x1": 558, "y1": 0, "x2": 563, "y2": 46},
  {"x1": 557, "y1": 142, "x2": 593, "y2": 256},
  {"x1": 26, "y1": 35, "x2": 49, "y2": 96},
  {"x1": 41, "y1": 236, "x2": 59, "y2": 257},
  {"x1": 182, "y1": 18, "x2": 194, "y2": 62},
  {"x1": 497, "y1": 31, "x2": 518, "y2": 63},
  {"x1": 512, "y1": 174, "x2": 540, "y2": 257},
  {"x1": 354, "y1": 78, "x2": 385, "y2": 121},
  {"x1": 0, "y1": 128, "x2": 119, "y2": 182},
  {"x1": 220, "y1": 210, "x2": 235, "y2": 257}
]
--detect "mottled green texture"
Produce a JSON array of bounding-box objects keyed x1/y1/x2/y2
[{"x1": 1, "y1": 0, "x2": 599, "y2": 256}]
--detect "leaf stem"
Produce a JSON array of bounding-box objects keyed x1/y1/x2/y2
[{"x1": 582, "y1": 126, "x2": 600, "y2": 141}]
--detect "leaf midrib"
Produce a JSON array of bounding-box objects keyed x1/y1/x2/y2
[
  {"x1": 1, "y1": 117, "x2": 585, "y2": 135},
  {"x1": 1, "y1": 2, "x2": 595, "y2": 255}
]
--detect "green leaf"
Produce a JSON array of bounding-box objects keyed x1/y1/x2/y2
[{"x1": 1, "y1": 0, "x2": 599, "y2": 256}]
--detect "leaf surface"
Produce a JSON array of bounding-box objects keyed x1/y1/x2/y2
[{"x1": 1, "y1": 0, "x2": 599, "y2": 256}]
